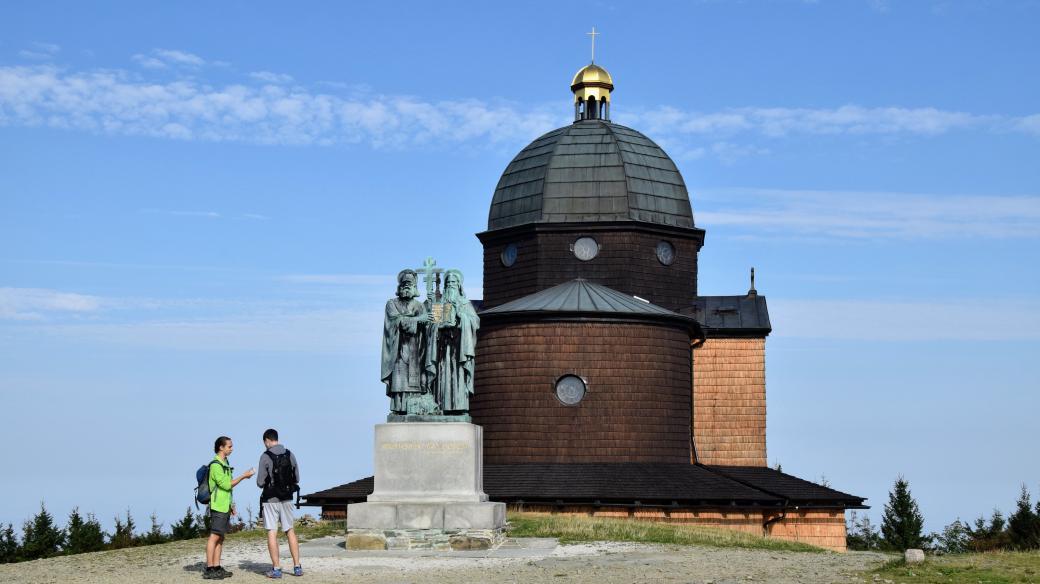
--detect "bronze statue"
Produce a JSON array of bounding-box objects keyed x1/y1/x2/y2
[
  {"x1": 380, "y1": 269, "x2": 432, "y2": 415},
  {"x1": 423, "y1": 269, "x2": 480, "y2": 416}
]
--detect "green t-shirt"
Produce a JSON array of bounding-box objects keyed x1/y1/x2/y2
[{"x1": 208, "y1": 456, "x2": 233, "y2": 514}]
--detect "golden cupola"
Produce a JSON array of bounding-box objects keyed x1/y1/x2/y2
[
  {"x1": 572, "y1": 63, "x2": 613, "y2": 121},
  {"x1": 571, "y1": 28, "x2": 613, "y2": 121}
]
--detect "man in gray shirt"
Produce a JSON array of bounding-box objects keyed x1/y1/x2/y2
[{"x1": 256, "y1": 428, "x2": 301, "y2": 578}]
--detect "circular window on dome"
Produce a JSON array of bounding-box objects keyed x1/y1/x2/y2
[
  {"x1": 500, "y1": 243, "x2": 518, "y2": 267},
  {"x1": 656, "y1": 241, "x2": 676, "y2": 266},
  {"x1": 555, "y1": 374, "x2": 587, "y2": 405},
  {"x1": 572, "y1": 237, "x2": 599, "y2": 261}
]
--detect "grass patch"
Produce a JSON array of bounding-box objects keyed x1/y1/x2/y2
[
  {"x1": 222, "y1": 520, "x2": 345, "y2": 542},
  {"x1": 506, "y1": 512, "x2": 824, "y2": 553},
  {"x1": 873, "y1": 552, "x2": 1040, "y2": 584}
]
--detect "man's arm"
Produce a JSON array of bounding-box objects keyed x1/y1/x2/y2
[
  {"x1": 232, "y1": 468, "x2": 255, "y2": 488},
  {"x1": 256, "y1": 452, "x2": 269, "y2": 488},
  {"x1": 290, "y1": 451, "x2": 300, "y2": 484}
]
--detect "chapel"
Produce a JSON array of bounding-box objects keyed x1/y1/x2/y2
[{"x1": 304, "y1": 58, "x2": 866, "y2": 551}]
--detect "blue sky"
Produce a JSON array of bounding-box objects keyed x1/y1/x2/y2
[{"x1": 1, "y1": 0, "x2": 1038, "y2": 535}]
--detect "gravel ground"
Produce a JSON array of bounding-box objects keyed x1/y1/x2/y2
[{"x1": 0, "y1": 536, "x2": 891, "y2": 584}]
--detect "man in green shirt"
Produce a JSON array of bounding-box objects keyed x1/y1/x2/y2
[{"x1": 205, "y1": 436, "x2": 254, "y2": 580}]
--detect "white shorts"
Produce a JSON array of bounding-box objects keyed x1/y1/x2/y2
[{"x1": 262, "y1": 501, "x2": 295, "y2": 532}]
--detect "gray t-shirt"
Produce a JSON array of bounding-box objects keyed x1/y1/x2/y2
[{"x1": 256, "y1": 444, "x2": 300, "y2": 503}]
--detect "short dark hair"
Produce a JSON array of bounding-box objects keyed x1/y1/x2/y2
[
  {"x1": 263, "y1": 428, "x2": 278, "y2": 442},
  {"x1": 214, "y1": 436, "x2": 231, "y2": 454}
]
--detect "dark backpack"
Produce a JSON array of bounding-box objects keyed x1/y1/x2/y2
[
  {"x1": 194, "y1": 463, "x2": 212, "y2": 508},
  {"x1": 262, "y1": 450, "x2": 299, "y2": 502}
]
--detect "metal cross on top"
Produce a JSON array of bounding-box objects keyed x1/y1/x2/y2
[
  {"x1": 417, "y1": 256, "x2": 444, "y2": 302},
  {"x1": 587, "y1": 27, "x2": 600, "y2": 62}
]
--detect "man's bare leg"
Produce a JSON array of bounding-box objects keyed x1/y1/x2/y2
[
  {"x1": 267, "y1": 529, "x2": 281, "y2": 568},
  {"x1": 206, "y1": 533, "x2": 220, "y2": 567},
  {"x1": 286, "y1": 528, "x2": 300, "y2": 567}
]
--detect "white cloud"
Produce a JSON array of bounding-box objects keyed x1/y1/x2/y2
[
  {"x1": 621, "y1": 105, "x2": 990, "y2": 139},
  {"x1": 0, "y1": 288, "x2": 102, "y2": 320},
  {"x1": 34, "y1": 309, "x2": 382, "y2": 352},
  {"x1": 696, "y1": 188, "x2": 1040, "y2": 239},
  {"x1": 771, "y1": 298, "x2": 1040, "y2": 341},
  {"x1": 18, "y1": 42, "x2": 60, "y2": 61},
  {"x1": 141, "y1": 209, "x2": 221, "y2": 218},
  {"x1": 249, "y1": 71, "x2": 294, "y2": 84},
  {"x1": 0, "y1": 62, "x2": 1037, "y2": 150},
  {"x1": 281, "y1": 274, "x2": 395, "y2": 286},
  {"x1": 0, "y1": 65, "x2": 559, "y2": 147}
]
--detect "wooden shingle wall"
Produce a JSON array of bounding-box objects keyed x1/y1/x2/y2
[
  {"x1": 472, "y1": 322, "x2": 692, "y2": 463},
  {"x1": 480, "y1": 226, "x2": 703, "y2": 311},
  {"x1": 692, "y1": 338, "x2": 767, "y2": 466},
  {"x1": 510, "y1": 506, "x2": 848, "y2": 552}
]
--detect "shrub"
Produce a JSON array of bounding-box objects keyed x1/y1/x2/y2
[
  {"x1": 171, "y1": 507, "x2": 200, "y2": 540},
  {"x1": 933, "y1": 518, "x2": 971, "y2": 554},
  {"x1": 846, "y1": 511, "x2": 882, "y2": 551},
  {"x1": 109, "y1": 509, "x2": 138, "y2": 549},
  {"x1": 880, "y1": 475, "x2": 928, "y2": 551},
  {"x1": 141, "y1": 513, "x2": 168, "y2": 546}
]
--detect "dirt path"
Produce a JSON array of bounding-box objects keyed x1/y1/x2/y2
[{"x1": 0, "y1": 537, "x2": 890, "y2": 583}]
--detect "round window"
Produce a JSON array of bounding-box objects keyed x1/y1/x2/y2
[
  {"x1": 501, "y1": 243, "x2": 518, "y2": 267},
  {"x1": 572, "y1": 237, "x2": 599, "y2": 261},
  {"x1": 555, "y1": 374, "x2": 587, "y2": 405},
  {"x1": 656, "y1": 241, "x2": 676, "y2": 266}
]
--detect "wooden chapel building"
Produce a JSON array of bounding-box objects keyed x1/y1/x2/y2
[{"x1": 304, "y1": 61, "x2": 866, "y2": 552}]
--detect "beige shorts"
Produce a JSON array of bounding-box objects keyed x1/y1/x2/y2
[{"x1": 262, "y1": 501, "x2": 295, "y2": 532}]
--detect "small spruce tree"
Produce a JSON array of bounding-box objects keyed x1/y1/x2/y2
[
  {"x1": 880, "y1": 475, "x2": 927, "y2": 551},
  {"x1": 1008, "y1": 484, "x2": 1040, "y2": 550},
  {"x1": 65, "y1": 508, "x2": 106, "y2": 555},
  {"x1": 171, "y1": 508, "x2": 199, "y2": 540},
  {"x1": 20, "y1": 503, "x2": 65, "y2": 560},
  {"x1": 141, "y1": 513, "x2": 168, "y2": 546},
  {"x1": 0, "y1": 523, "x2": 19, "y2": 563},
  {"x1": 108, "y1": 509, "x2": 138, "y2": 549}
]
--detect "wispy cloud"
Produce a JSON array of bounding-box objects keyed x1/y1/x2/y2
[
  {"x1": 141, "y1": 208, "x2": 221, "y2": 218},
  {"x1": 772, "y1": 298, "x2": 1040, "y2": 341},
  {"x1": 0, "y1": 64, "x2": 558, "y2": 147},
  {"x1": 621, "y1": 105, "x2": 991, "y2": 138},
  {"x1": 132, "y1": 48, "x2": 206, "y2": 69},
  {"x1": 281, "y1": 274, "x2": 395, "y2": 286},
  {"x1": 249, "y1": 71, "x2": 293, "y2": 84},
  {"x1": 3, "y1": 62, "x2": 1035, "y2": 150},
  {"x1": 0, "y1": 287, "x2": 101, "y2": 320},
  {"x1": 17, "y1": 42, "x2": 60, "y2": 61},
  {"x1": 696, "y1": 188, "x2": 1040, "y2": 240}
]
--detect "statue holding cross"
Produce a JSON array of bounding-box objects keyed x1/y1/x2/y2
[{"x1": 380, "y1": 258, "x2": 479, "y2": 421}]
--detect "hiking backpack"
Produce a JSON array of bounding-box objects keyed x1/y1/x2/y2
[
  {"x1": 194, "y1": 463, "x2": 212, "y2": 508},
  {"x1": 263, "y1": 450, "x2": 299, "y2": 503}
]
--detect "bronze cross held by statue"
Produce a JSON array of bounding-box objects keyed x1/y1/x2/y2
[{"x1": 416, "y1": 256, "x2": 443, "y2": 302}]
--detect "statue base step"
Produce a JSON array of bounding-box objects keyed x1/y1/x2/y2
[
  {"x1": 346, "y1": 525, "x2": 505, "y2": 551},
  {"x1": 386, "y1": 413, "x2": 471, "y2": 423}
]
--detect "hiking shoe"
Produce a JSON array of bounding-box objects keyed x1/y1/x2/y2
[
  {"x1": 202, "y1": 568, "x2": 222, "y2": 580},
  {"x1": 292, "y1": 565, "x2": 303, "y2": 577},
  {"x1": 216, "y1": 566, "x2": 233, "y2": 578},
  {"x1": 265, "y1": 567, "x2": 283, "y2": 579}
]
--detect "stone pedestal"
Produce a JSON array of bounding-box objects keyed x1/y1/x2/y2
[{"x1": 346, "y1": 423, "x2": 506, "y2": 551}]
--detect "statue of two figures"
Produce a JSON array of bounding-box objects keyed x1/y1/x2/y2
[{"x1": 380, "y1": 259, "x2": 479, "y2": 422}]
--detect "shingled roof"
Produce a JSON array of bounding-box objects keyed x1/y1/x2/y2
[
  {"x1": 683, "y1": 295, "x2": 772, "y2": 336},
  {"x1": 488, "y1": 120, "x2": 695, "y2": 231},
  {"x1": 302, "y1": 463, "x2": 866, "y2": 510}
]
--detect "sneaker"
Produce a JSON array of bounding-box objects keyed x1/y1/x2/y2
[
  {"x1": 292, "y1": 566, "x2": 303, "y2": 577},
  {"x1": 202, "y1": 567, "x2": 222, "y2": 580},
  {"x1": 265, "y1": 567, "x2": 283, "y2": 579},
  {"x1": 216, "y1": 566, "x2": 234, "y2": 579}
]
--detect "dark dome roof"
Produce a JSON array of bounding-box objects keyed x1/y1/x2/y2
[{"x1": 488, "y1": 120, "x2": 694, "y2": 231}]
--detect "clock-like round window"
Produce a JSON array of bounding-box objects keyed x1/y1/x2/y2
[
  {"x1": 656, "y1": 241, "x2": 676, "y2": 266},
  {"x1": 501, "y1": 243, "x2": 518, "y2": 267},
  {"x1": 555, "y1": 374, "x2": 587, "y2": 405},
  {"x1": 572, "y1": 237, "x2": 599, "y2": 261}
]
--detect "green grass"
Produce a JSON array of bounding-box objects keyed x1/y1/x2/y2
[
  {"x1": 873, "y1": 552, "x2": 1040, "y2": 584},
  {"x1": 506, "y1": 512, "x2": 825, "y2": 553},
  {"x1": 221, "y1": 520, "x2": 345, "y2": 542}
]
